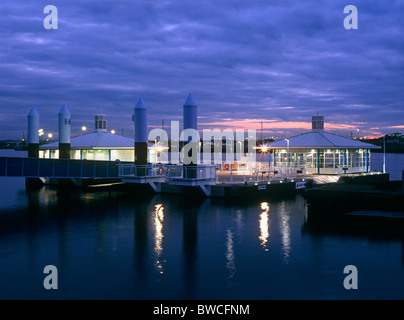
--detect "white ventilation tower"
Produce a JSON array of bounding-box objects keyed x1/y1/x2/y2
[
  {"x1": 95, "y1": 114, "x2": 108, "y2": 133},
  {"x1": 312, "y1": 115, "x2": 324, "y2": 131}
]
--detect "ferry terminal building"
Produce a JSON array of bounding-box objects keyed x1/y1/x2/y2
[{"x1": 267, "y1": 116, "x2": 381, "y2": 175}]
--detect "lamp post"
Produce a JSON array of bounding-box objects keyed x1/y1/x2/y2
[
  {"x1": 38, "y1": 129, "x2": 44, "y2": 143},
  {"x1": 285, "y1": 139, "x2": 289, "y2": 179},
  {"x1": 238, "y1": 141, "x2": 242, "y2": 159},
  {"x1": 383, "y1": 134, "x2": 386, "y2": 173}
]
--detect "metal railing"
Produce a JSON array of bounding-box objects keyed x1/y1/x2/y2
[
  {"x1": 118, "y1": 163, "x2": 218, "y2": 181},
  {"x1": 0, "y1": 156, "x2": 121, "y2": 178},
  {"x1": 119, "y1": 164, "x2": 163, "y2": 177},
  {"x1": 216, "y1": 164, "x2": 306, "y2": 184},
  {"x1": 305, "y1": 166, "x2": 368, "y2": 175},
  {"x1": 165, "y1": 164, "x2": 218, "y2": 180}
]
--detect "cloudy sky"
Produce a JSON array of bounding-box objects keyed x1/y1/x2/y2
[{"x1": 0, "y1": 0, "x2": 403, "y2": 140}]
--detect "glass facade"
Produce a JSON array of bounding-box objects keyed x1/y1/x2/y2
[
  {"x1": 271, "y1": 148, "x2": 370, "y2": 174},
  {"x1": 40, "y1": 149, "x2": 134, "y2": 162}
]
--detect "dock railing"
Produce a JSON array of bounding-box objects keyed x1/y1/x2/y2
[
  {"x1": 165, "y1": 164, "x2": 218, "y2": 180},
  {"x1": 119, "y1": 164, "x2": 162, "y2": 177},
  {"x1": 0, "y1": 156, "x2": 121, "y2": 179},
  {"x1": 304, "y1": 166, "x2": 369, "y2": 175},
  {"x1": 118, "y1": 163, "x2": 218, "y2": 181},
  {"x1": 217, "y1": 163, "x2": 306, "y2": 184},
  {"x1": 118, "y1": 162, "x2": 306, "y2": 184}
]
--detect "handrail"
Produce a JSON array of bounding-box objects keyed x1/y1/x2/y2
[
  {"x1": 118, "y1": 163, "x2": 218, "y2": 180},
  {"x1": 0, "y1": 156, "x2": 121, "y2": 178}
]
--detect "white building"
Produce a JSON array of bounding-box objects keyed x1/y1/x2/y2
[
  {"x1": 267, "y1": 116, "x2": 381, "y2": 175},
  {"x1": 39, "y1": 114, "x2": 167, "y2": 162}
]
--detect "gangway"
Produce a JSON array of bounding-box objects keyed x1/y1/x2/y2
[{"x1": 0, "y1": 157, "x2": 123, "y2": 179}]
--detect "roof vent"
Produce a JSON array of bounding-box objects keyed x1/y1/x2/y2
[
  {"x1": 95, "y1": 114, "x2": 107, "y2": 133},
  {"x1": 312, "y1": 115, "x2": 324, "y2": 131}
]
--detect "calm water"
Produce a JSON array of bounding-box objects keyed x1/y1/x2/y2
[{"x1": 0, "y1": 150, "x2": 403, "y2": 300}]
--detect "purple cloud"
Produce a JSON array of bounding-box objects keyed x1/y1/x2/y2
[{"x1": 0, "y1": 0, "x2": 403, "y2": 139}]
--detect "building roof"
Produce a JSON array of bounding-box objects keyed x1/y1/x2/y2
[
  {"x1": 268, "y1": 131, "x2": 381, "y2": 149},
  {"x1": 40, "y1": 132, "x2": 135, "y2": 150}
]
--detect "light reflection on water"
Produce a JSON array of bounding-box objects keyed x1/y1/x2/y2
[
  {"x1": 225, "y1": 228, "x2": 235, "y2": 281},
  {"x1": 154, "y1": 204, "x2": 165, "y2": 276},
  {"x1": 0, "y1": 177, "x2": 403, "y2": 299},
  {"x1": 259, "y1": 202, "x2": 269, "y2": 252},
  {"x1": 279, "y1": 202, "x2": 291, "y2": 264}
]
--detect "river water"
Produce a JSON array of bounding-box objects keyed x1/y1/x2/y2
[{"x1": 0, "y1": 150, "x2": 403, "y2": 300}]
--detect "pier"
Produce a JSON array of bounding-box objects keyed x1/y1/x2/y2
[
  {"x1": 302, "y1": 173, "x2": 404, "y2": 237},
  {"x1": 303, "y1": 173, "x2": 404, "y2": 217},
  {"x1": 119, "y1": 162, "x2": 307, "y2": 197},
  {"x1": 0, "y1": 156, "x2": 308, "y2": 198}
]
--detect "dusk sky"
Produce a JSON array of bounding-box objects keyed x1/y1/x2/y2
[{"x1": 0, "y1": 0, "x2": 403, "y2": 140}]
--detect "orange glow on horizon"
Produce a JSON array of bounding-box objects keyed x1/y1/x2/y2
[{"x1": 199, "y1": 119, "x2": 357, "y2": 131}]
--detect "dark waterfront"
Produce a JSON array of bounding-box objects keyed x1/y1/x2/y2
[{"x1": 0, "y1": 150, "x2": 404, "y2": 300}]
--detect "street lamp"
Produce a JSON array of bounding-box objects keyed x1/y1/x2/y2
[
  {"x1": 38, "y1": 129, "x2": 44, "y2": 143},
  {"x1": 383, "y1": 134, "x2": 386, "y2": 173},
  {"x1": 81, "y1": 126, "x2": 87, "y2": 133},
  {"x1": 285, "y1": 138, "x2": 290, "y2": 179}
]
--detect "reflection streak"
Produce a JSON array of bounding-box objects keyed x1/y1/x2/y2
[
  {"x1": 154, "y1": 204, "x2": 165, "y2": 275},
  {"x1": 259, "y1": 202, "x2": 270, "y2": 251},
  {"x1": 225, "y1": 228, "x2": 236, "y2": 281},
  {"x1": 279, "y1": 202, "x2": 291, "y2": 263}
]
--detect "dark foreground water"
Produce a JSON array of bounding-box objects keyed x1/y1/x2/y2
[{"x1": 0, "y1": 150, "x2": 403, "y2": 300}]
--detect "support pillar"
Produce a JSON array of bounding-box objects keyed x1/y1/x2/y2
[
  {"x1": 366, "y1": 149, "x2": 370, "y2": 173},
  {"x1": 183, "y1": 94, "x2": 198, "y2": 179},
  {"x1": 58, "y1": 105, "x2": 71, "y2": 159},
  {"x1": 134, "y1": 98, "x2": 148, "y2": 176},
  {"x1": 28, "y1": 107, "x2": 40, "y2": 158}
]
